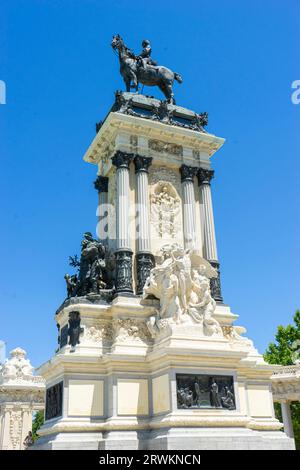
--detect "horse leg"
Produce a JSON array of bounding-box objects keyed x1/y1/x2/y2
[
  {"x1": 159, "y1": 81, "x2": 175, "y2": 104},
  {"x1": 158, "y1": 82, "x2": 168, "y2": 102},
  {"x1": 165, "y1": 83, "x2": 175, "y2": 104},
  {"x1": 130, "y1": 72, "x2": 138, "y2": 92},
  {"x1": 124, "y1": 79, "x2": 131, "y2": 92}
]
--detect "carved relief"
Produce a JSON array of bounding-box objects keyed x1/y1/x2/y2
[
  {"x1": 130, "y1": 135, "x2": 138, "y2": 148},
  {"x1": 176, "y1": 374, "x2": 236, "y2": 410},
  {"x1": 150, "y1": 182, "x2": 181, "y2": 239},
  {"x1": 114, "y1": 318, "x2": 152, "y2": 344},
  {"x1": 84, "y1": 322, "x2": 114, "y2": 343},
  {"x1": 148, "y1": 139, "x2": 183, "y2": 156},
  {"x1": 9, "y1": 410, "x2": 23, "y2": 449},
  {"x1": 45, "y1": 382, "x2": 63, "y2": 421},
  {"x1": 143, "y1": 244, "x2": 222, "y2": 338}
]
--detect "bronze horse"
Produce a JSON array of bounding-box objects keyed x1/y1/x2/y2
[{"x1": 111, "y1": 34, "x2": 182, "y2": 104}]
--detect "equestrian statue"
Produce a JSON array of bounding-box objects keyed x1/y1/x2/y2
[{"x1": 111, "y1": 35, "x2": 183, "y2": 104}]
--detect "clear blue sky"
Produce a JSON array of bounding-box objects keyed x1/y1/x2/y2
[{"x1": 1, "y1": 0, "x2": 299, "y2": 367}]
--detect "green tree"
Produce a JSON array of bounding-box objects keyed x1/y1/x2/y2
[
  {"x1": 32, "y1": 410, "x2": 44, "y2": 441},
  {"x1": 264, "y1": 310, "x2": 300, "y2": 449}
]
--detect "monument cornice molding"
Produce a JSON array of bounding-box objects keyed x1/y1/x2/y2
[
  {"x1": 38, "y1": 414, "x2": 273, "y2": 438},
  {"x1": 83, "y1": 112, "x2": 225, "y2": 168}
]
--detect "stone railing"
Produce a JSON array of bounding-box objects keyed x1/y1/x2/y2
[{"x1": 272, "y1": 364, "x2": 300, "y2": 379}]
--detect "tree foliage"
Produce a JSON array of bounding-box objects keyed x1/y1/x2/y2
[
  {"x1": 264, "y1": 310, "x2": 300, "y2": 449},
  {"x1": 32, "y1": 410, "x2": 44, "y2": 441}
]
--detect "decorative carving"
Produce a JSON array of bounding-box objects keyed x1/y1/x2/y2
[
  {"x1": 191, "y1": 111, "x2": 208, "y2": 129},
  {"x1": 95, "y1": 121, "x2": 103, "y2": 133},
  {"x1": 45, "y1": 381, "x2": 63, "y2": 421},
  {"x1": 176, "y1": 374, "x2": 235, "y2": 410},
  {"x1": 115, "y1": 249, "x2": 133, "y2": 293},
  {"x1": 150, "y1": 182, "x2": 181, "y2": 238},
  {"x1": 149, "y1": 139, "x2": 182, "y2": 156},
  {"x1": 114, "y1": 318, "x2": 152, "y2": 343},
  {"x1": 68, "y1": 311, "x2": 84, "y2": 351},
  {"x1": 111, "y1": 91, "x2": 208, "y2": 133},
  {"x1": 94, "y1": 175, "x2": 109, "y2": 193},
  {"x1": 0, "y1": 348, "x2": 40, "y2": 384},
  {"x1": 130, "y1": 135, "x2": 138, "y2": 147},
  {"x1": 197, "y1": 168, "x2": 214, "y2": 185},
  {"x1": 9, "y1": 410, "x2": 23, "y2": 449},
  {"x1": 134, "y1": 155, "x2": 152, "y2": 174},
  {"x1": 143, "y1": 244, "x2": 222, "y2": 337},
  {"x1": 111, "y1": 150, "x2": 133, "y2": 170},
  {"x1": 84, "y1": 322, "x2": 114, "y2": 343},
  {"x1": 179, "y1": 164, "x2": 198, "y2": 183},
  {"x1": 136, "y1": 252, "x2": 155, "y2": 295}
]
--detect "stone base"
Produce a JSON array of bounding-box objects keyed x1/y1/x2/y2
[{"x1": 32, "y1": 428, "x2": 295, "y2": 450}]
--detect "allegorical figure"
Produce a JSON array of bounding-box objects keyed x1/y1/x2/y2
[
  {"x1": 68, "y1": 311, "x2": 83, "y2": 351},
  {"x1": 65, "y1": 232, "x2": 108, "y2": 298},
  {"x1": 221, "y1": 386, "x2": 235, "y2": 409},
  {"x1": 210, "y1": 378, "x2": 222, "y2": 407}
]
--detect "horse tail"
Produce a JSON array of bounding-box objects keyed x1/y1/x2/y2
[{"x1": 174, "y1": 72, "x2": 183, "y2": 84}]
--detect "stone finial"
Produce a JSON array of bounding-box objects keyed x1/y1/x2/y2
[{"x1": 0, "y1": 347, "x2": 39, "y2": 384}]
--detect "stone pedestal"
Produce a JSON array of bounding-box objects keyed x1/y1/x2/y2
[
  {"x1": 0, "y1": 348, "x2": 45, "y2": 450},
  {"x1": 33, "y1": 93, "x2": 294, "y2": 450}
]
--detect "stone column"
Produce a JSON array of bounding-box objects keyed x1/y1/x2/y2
[
  {"x1": 197, "y1": 168, "x2": 223, "y2": 302},
  {"x1": 134, "y1": 155, "x2": 154, "y2": 295},
  {"x1": 180, "y1": 164, "x2": 197, "y2": 250},
  {"x1": 111, "y1": 151, "x2": 134, "y2": 294},
  {"x1": 281, "y1": 400, "x2": 294, "y2": 438},
  {"x1": 94, "y1": 175, "x2": 109, "y2": 245}
]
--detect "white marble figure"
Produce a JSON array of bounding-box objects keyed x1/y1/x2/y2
[
  {"x1": 151, "y1": 183, "x2": 180, "y2": 238},
  {"x1": 189, "y1": 266, "x2": 222, "y2": 335},
  {"x1": 143, "y1": 244, "x2": 222, "y2": 337}
]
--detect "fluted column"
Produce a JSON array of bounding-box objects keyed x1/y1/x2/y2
[
  {"x1": 134, "y1": 155, "x2": 154, "y2": 295},
  {"x1": 198, "y1": 168, "x2": 223, "y2": 302},
  {"x1": 94, "y1": 175, "x2": 109, "y2": 245},
  {"x1": 111, "y1": 151, "x2": 133, "y2": 294},
  {"x1": 180, "y1": 165, "x2": 197, "y2": 250}
]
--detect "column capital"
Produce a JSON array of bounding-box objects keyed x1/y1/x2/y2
[
  {"x1": 197, "y1": 168, "x2": 215, "y2": 185},
  {"x1": 134, "y1": 155, "x2": 153, "y2": 174},
  {"x1": 111, "y1": 150, "x2": 134, "y2": 170},
  {"x1": 94, "y1": 175, "x2": 108, "y2": 192},
  {"x1": 180, "y1": 164, "x2": 198, "y2": 183}
]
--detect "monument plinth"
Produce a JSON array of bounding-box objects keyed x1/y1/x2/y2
[{"x1": 33, "y1": 92, "x2": 294, "y2": 450}]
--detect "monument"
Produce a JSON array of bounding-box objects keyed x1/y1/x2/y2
[
  {"x1": 33, "y1": 36, "x2": 295, "y2": 450},
  {"x1": 0, "y1": 348, "x2": 45, "y2": 450}
]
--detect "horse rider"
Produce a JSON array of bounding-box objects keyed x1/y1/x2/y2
[{"x1": 137, "y1": 39, "x2": 157, "y2": 69}]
